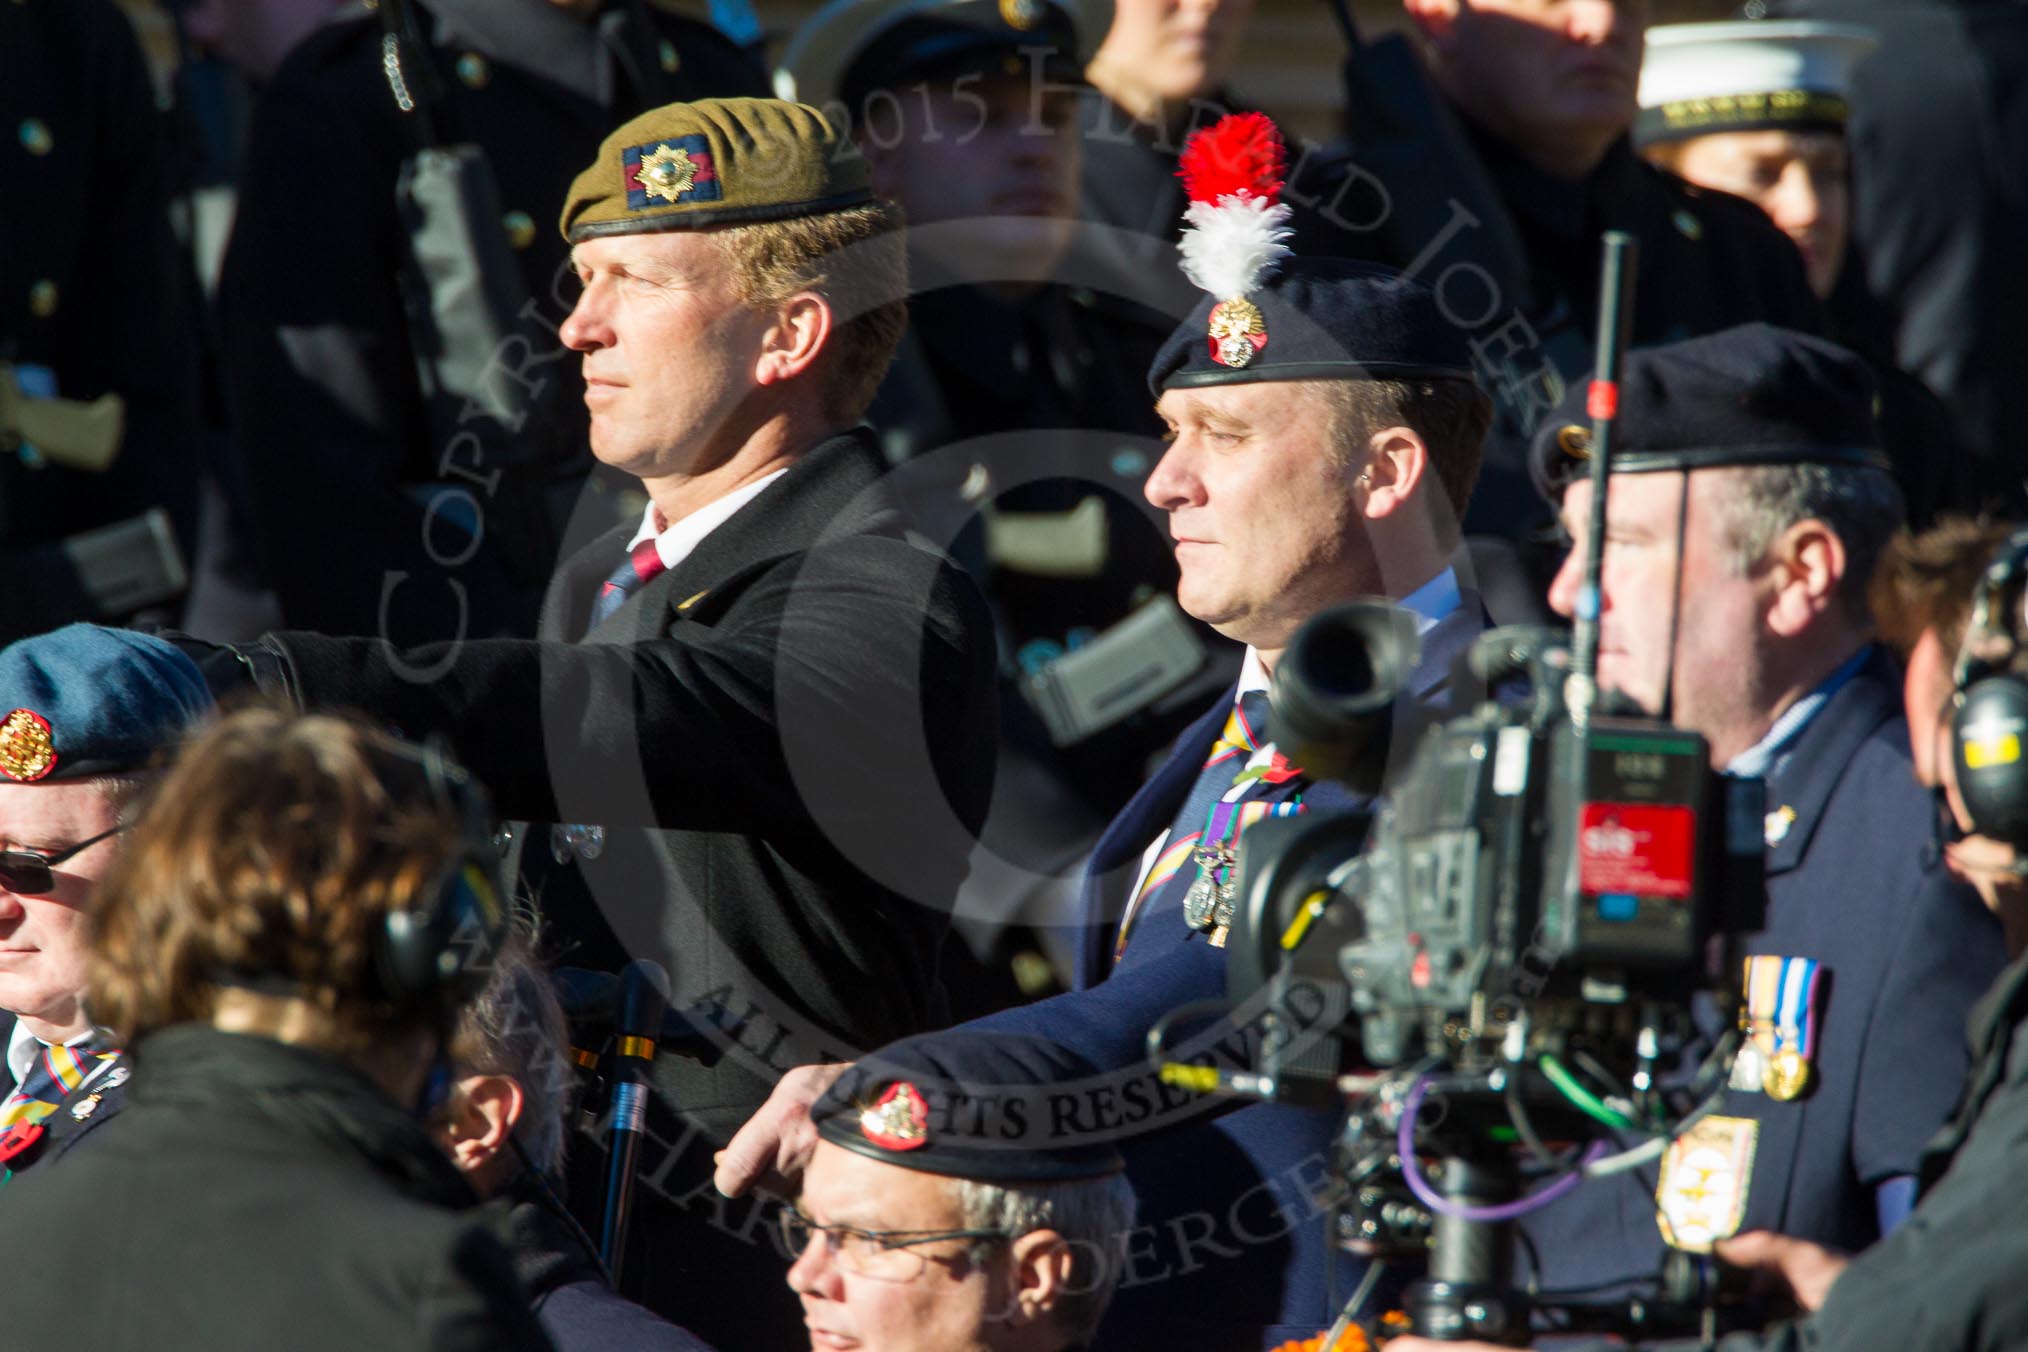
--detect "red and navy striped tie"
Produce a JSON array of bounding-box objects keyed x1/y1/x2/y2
[{"x1": 589, "y1": 539, "x2": 667, "y2": 627}]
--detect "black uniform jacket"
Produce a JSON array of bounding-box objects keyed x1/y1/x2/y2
[
  {"x1": 0, "y1": 0, "x2": 202, "y2": 638},
  {"x1": 1447, "y1": 125, "x2": 1826, "y2": 537},
  {"x1": 219, "y1": 0, "x2": 767, "y2": 641},
  {"x1": 0, "y1": 1025, "x2": 552, "y2": 1351},
  {"x1": 1519, "y1": 649, "x2": 2004, "y2": 1301},
  {"x1": 260, "y1": 429, "x2": 1000, "y2": 1137}
]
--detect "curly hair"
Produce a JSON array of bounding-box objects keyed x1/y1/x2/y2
[{"x1": 87, "y1": 708, "x2": 473, "y2": 1058}]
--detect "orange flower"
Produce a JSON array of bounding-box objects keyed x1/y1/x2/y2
[{"x1": 1266, "y1": 1325, "x2": 1374, "y2": 1352}]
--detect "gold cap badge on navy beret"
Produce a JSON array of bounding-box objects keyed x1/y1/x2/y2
[
  {"x1": 0, "y1": 708, "x2": 57, "y2": 783},
  {"x1": 560, "y1": 97, "x2": 872, "y2": 243}
]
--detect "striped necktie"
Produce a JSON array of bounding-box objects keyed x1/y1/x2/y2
[
  {"x1": 2, "y1": 1039, "x2": 111, "y2": 1129},
  {"x1": 589, "y1": 538, "x2": 668, "y2": 628}
]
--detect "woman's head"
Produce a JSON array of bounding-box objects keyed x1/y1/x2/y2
[{"x1": 88, "y1": 708, "x2": 495, "y2": 1063}]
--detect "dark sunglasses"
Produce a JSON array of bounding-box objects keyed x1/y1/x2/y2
[{"x1": 0, "y1": 824, "x2": 124, "y2": 895}]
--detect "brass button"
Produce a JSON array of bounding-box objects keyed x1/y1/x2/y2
[
  {"x1": 455, "y1": 52, "x2": 490, "y2": 89},
  {"x1": 19, "y1": 118, "x2": 53, "y2": 156},
  {"x1": 659, "y1": 40, "x2": 679, "y2": 73},
  {"x1": 28, "y1": 279, "x2": 58, "y2": 318},
  {"x1": 503, "y1": 210, "x2": 535, "y2": 250}
]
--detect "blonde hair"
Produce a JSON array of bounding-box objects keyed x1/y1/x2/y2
[{"x1": 710, "y1": 200, "x2": 909, "y2": 423}]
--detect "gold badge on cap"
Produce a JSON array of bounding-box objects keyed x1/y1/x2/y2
[
  {"x1": 0, "y1": 708, "x2": 57, "y2": 783},
  {"x1": 1208, "y1": 298, "x2": 1267, "y2": 369},
  {"x1": 1000, "y1": 0, "x2": 1044, "y2": 29},
  {"x1": 1655, "y1": 1115, "x2": 1760, "y2": 1253},
  {"x1": 860, "y1": 1081, "x2": 930, "y2": 1152},
  {"x1": 639, "y1": 143, "x2": 699, "y2": 204},
  {"x1": 1557, "y1": 423, "x2": 1593, "y2": 460}
]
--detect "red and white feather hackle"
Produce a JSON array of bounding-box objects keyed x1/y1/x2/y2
[{"x1": 1176, "y1": 111, "x2": 1293, "y2": 303}]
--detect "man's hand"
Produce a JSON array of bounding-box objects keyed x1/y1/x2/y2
[
  {"x1": 713, "y1": 1062, "x2": 849, "y2": 1199},
  {"x1": 1716, "y1": 1229, "x2": 1850, "y2": 1312}
]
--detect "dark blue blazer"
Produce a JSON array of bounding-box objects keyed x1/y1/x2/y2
[
  {"x1": 1516, "y1": 648, "x2": 2005, "y2": 1304},
  {"x1": 973, "y1": 598, "x2": 1493, "y2": 1350}
]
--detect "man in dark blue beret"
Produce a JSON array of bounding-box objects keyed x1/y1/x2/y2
[
  {"x1": 0, "y1": 626, "x2": 213, "y2": 1182},
  {"x1": 1497, "y1": 322, "x2": 2005, "y2": 1315},
  {"x1": 722, "y1": 167, "x2": 1505, "y2": 1344},
  {"x1": 790, "y1": 1030, "x2": 1134, "y2": 1352}
]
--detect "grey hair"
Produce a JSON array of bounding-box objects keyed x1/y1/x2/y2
[
  {"x1": 954, "y1": 1173, "x2": 1137, "y2": 1344},
  {"x1": 450, "y1": 932, "x2": 573, "y2": 1177},
  {"x1": 90, "y1": 773, "x2": 150, "y2": 812},
  {"x1": 1709, "y1": 463, "x2": 1906, "y2": 625}
]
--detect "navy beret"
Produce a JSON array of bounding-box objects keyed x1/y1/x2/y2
[
  {"x1": 0, "y1": 625, "x2": 213, "y2": 783},
  {"x1": 1530, "y1": 322, "x2": 1891, "y2": 502},
  {"x1": 1148, "y1": 258, "x2": 1478, "y2": 397},
  {"x1": 814, "y1": 1030, "x2": 1126, "y2": 1183}
]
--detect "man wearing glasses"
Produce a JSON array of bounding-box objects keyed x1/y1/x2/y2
[
  {"x1": 787, "y1": 1030, "x2": 1135, "y2": 1352},
  {"x1": 0, "y1": 625, "x2": 213, "y2": 1181}
]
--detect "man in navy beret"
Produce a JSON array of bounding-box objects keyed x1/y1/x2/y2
[
  {"x1": 790, "y1": 1030, "x2": 1134, "y2": 1352},
  {"x1": 721, "y1": 119, "x2": 1506, "y2": 1347},
  {"x1": 0, "y1": 626, "x2": 212, "y2": 1181},
  {"x1": 1495, "y1": 323, "x2": 2004, "y2": 1315}
]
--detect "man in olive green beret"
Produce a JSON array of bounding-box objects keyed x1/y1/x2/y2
[{"x1": 180, "y1": 96, "x2": 1001, "y2": 1348}]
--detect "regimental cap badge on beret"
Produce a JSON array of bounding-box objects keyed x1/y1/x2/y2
[
  {"x1": 627, "y1": 136, "x2": 720, "y2": 209},
  {"x1": 0, "y1": 709, "x2": 56, "y2": 783},
  {"x1": 1177, "y1": 113, "x2": 1293, "y2": 370},
  {"x1": 860, "y1": 1081, "x2": 931, "y2": 1152}
]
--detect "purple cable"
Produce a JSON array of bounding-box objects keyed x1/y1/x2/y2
[{"x1": 1396, "y1": 1074, "x2": 1608, "y2": 1222}]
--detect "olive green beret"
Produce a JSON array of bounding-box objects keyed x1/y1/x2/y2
[{"x1": 559, "y1": 97, "x2": 872, "y2": 242}]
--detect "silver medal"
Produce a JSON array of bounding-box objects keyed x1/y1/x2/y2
[{"x1": 1730, "y1": 1039, "x2": 1769, "y2": 1094}]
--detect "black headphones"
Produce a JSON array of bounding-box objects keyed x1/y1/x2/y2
[
  {"x1": 370, "y1": 736, "x2": 509, "y2": 1010},
  {"x1": 1949, "y1": 528, "x2": 2028, "y2": 850}
]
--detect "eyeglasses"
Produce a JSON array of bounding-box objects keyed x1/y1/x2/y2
[
  {"x1": 777, "y1": 1208, "x2": 1010, "y2": 1283},
  {"x1": 0, "y1": 824, "x2": 124, "y2": 895}
]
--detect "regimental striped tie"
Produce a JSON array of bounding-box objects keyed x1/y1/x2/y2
[
  {"x1": 1, "y1": 1039, "x2": 112, "y2": 1129},
  {"x1": 589, "y1": 539, "x2": 668, "y2": 628}
]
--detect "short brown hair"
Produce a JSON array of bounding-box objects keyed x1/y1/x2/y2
[
  {"x1": 711, "y1": 200, "x2": 909, "y2": 424},
  {"x1": 88, "y1": 708, "x2": 471, "y2": 1056},
  {"x1": 1871, "y1": 515, "x2": 2023, "y2": 657},
  {"x1": 1320, "y1": 376, "x2": 1492, "y2": 546}
]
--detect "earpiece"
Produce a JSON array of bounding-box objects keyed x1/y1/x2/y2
[{"x1": 371, "y1": 737, "x2": 508, "y2": 1009}]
